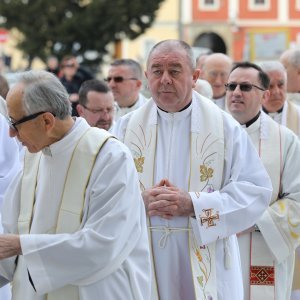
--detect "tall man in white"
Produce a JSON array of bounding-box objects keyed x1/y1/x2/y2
[
  {"x1": 259, "y1": 61, "x2": 300, "y2": 138},
  {"x1": 112, "y1": 39, "x2": 272, "y2": 300},
  {"x1": 226, "y1": 62, "x2": 300, "y2": 300},
  {"x1": 106, "y1": 58, "x2": 147, "y2": 120},
  {"x1": 280, "y1": 48, "x2": 300, "y2": 106},
  {"x1": 200, "y1": 53, "x2": 232, "y2": 110},
  {"x1": 0, "y1": 113, "x2": 22, "y2": 299},
  {"x1": 0, "y1": 70, "x2": 151, "y2": 300}
]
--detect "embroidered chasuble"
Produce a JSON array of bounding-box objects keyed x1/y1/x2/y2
[
  {"x1": 238, "y1": 112, "x2": 300, "y2": 300},
  {"x1": 0, "y1": 118, "x2": 152, "y2": 300},
  {"x1": 113, "y1": 91, "x2": 273, "y2": 300}
]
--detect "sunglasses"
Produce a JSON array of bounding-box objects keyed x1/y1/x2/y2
[
  {"x1": 225, "y1": 82, "x2": 265, "y2": 92},
  {"x1": 63, "y1": 64, "x2": 76, "y2": 68},
  {"x1": 6, "y1": 111, "x2": 54, "y2": 132},
  {"x1": 105, "y1": 76, "x2": 137, "y2": 83}
]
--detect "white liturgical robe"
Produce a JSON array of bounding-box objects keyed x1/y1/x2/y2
[
  {"x1": 0, "y1": 114, "x2": 22, "y2": 300},
  {"x1": 238, "y1": 112, "x2": 300, "y2": 300},
  {"x1": 0, "y1": 118, "x2": 151, "y2": 300},
  {"x1": 114, "y1": 93, "x2": 148, "y2": 121},
  {"x1": 112, "y1": 92, "x2": 273, "y2": 300}
]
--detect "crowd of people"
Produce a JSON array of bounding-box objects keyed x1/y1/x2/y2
[{"x1": 0, "y1": 40, "x2": 299, "y2": 300}]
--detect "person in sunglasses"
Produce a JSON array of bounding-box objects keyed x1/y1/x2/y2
[
  {"x1": 113, "y1": 39, "x2": 272, "y2": 300},
  {"x1": 0, "y1": 70, "x2": 151, "y2": 300},
  {"x1": 200, "y1": 53, "x2": 232, "y2": 110},
  {"x1": 106, "y1": 59, "x2": 148, "y2": 120},
  {"x1": 77, "y1": 79, "x2": 115, "y2": 131},
  {"x1": 226, "y1": 61, "x2": 300, "y2": 300},
  {"x1": 259, "y1": 60, "x2": 300, "y2": 138}
]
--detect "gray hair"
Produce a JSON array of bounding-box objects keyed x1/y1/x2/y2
[
  {"x1": 16, "y1": 70, "x2": 71, "y2": 119},
  {"x1": 287, "y1": 48, "x2": 300, "y2": 69},
  {"x1": 111, "y1": 59, "x2": 143, "y2": 80},
  {"x1": 259, "y1": 61, "x2": 287, "y2": 81},
  {"x1": 194, "y1": 79, "x2": 213, "y2": 99},
  {"x1": 147, "y1": 40, "x2": 196, "y2": 70}
]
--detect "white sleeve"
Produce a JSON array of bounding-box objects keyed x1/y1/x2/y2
[
  {"x1": 257, "y1": 130, "x2": 300, "y2": 263},
  {"x1": 190, "y1": 117, "x2": 272, "y2": 246},
  {"x1": 18, "y1": 139, "x2": 149, "y2": 294}
]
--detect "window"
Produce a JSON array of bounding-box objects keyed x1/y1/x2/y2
[
  {"x1": 296, "y1": 0, "x2": 300, "y2": 11},
  {"x1": 248, "y1": 0, "x2": 270, "y2": 11},
  {"x1": 199, "y1": 0, "x2": 220, "y2": 11}
]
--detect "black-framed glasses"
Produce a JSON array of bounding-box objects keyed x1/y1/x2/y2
[
  {"x1": 104, "y1": 76, "x2": 138, "y2": 83},
  {"x1": 225, "y1": 82, "x2": 266, "y2": 92},
  {"x1": 6, "y1": 111, "x2": 47, "y2": 131},
  {"x1": 82, "y1": 104, "x2": 115, "y2": 115}
]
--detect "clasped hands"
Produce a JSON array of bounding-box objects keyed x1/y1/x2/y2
[{"x1": 142, "y1": 179, "x2": 194, "y2": 219}]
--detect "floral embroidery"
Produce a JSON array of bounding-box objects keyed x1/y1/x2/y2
[
  {"x1": 134, "y1": 156, "x2": 145, "y2": 173},
  {"x1": 192, "y1": 235, "x2": 212, "y2": 299},
  {"x1": 200, "y1": 164, "x2": 214, "y2": 182}
]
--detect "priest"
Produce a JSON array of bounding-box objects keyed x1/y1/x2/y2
[
  {"x1": 0, "y1": 113, "x2": 22, "y2": 299},
  {"x1": 112, "y1": 39, "x2": 273, "y2": 300},
  {"x1": 0, "y1": 70, "x2": 151, "y2": 300},
  {"x1": 226, "y1": 61, "x2": 300, "y2": 300}
]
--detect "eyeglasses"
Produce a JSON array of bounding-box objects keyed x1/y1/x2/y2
[
  {"x1": 104, "y1": 76, "x2": 138, "y2": 83},
  {"x1": 63, "y1": 64, "x2": 76, "y2": 68},
  {"x1": 225, "y1": 82, "x2": 266, "y2": 92},
  {"x1": 6, "y1": 111, "x2": 48, "y2": 132},
  {"x1": 82, "y1": 105, "x2": 115, "y2": 115}
]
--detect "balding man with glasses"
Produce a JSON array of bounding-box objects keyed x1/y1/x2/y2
[
  {"x1": 0, "y1": 70, "x2": 151, "y2": 300},
  {"x1": 226, "y1": 61, "x2": 300, "y2": 300},
  {"x1": 106, "y1": 58, "x2": 148, "y2": 120}
]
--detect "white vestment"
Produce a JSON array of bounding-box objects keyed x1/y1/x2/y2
[
  {"x1": 112, "y1": 92, "x2": 273, "y2": 300},
  {"x1": 114, "y1": 93, "x2": 148, "y2": 120},
  {"x1": 238, "y1": 112, "x2": 300, "y2": 300},
  {"x1": 0, "y1": 114, "x2": 22, "y2": 300},
  {"x1": 287, "y1": 92, "x2": 300, "y2": 107},
  {"x1": 267, "y1": 100, "x2": 300, "y2": 138},
  {"x1": 0, "y1": 117, "x2": 151, "y2": 300},
  {"x1": 211, "y1": 95, "x2": 226, "y2": 110}
]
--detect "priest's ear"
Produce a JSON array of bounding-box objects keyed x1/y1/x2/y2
[
  {"x1": 261, "y1": 89, "x2": 270, "y2": 104},
  {"x1": 41, "y1": 112, "x2": 56, "y2": 131}
]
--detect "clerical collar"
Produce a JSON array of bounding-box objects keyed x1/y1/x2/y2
[
  {"x1": 242, "y1": 111, "x2": 261, "y2": 128},
  {"x1": 262, "y1": 106, "x2": 283, "y2": 114},
  {"x1": 119, "y1": 98, "x2": 139, "y2": 109},
  {"x1": 158, "y1": 101, "x2": 192, "y2": 113}
]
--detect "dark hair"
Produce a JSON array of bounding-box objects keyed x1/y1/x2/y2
[
  {"x1": 231, "y1": 61, "x2": 270, "y2": 89},
  {"x1": 111, "y1": 59, "x2": 143, "y2": 80},
  {"x1": 78, "y1": 79, "x2": 111, "y2": 106}
]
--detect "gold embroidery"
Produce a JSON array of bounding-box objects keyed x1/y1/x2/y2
[
  {"x1": 200, "y1": 164, "x2": 214, "y2": 182},
  {"x1": 134, "y1": 156, "x2": 145, "y2": 173},
  {"x1": 200, "y1": 209, "x2": 219, "y2": 228}
]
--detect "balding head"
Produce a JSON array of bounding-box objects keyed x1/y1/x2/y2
[
  {"x1": 280, "y1": 48, "x2": 300, "y2": 93},
  {"x1": 200, "y1": 53, "x2": 232, "y2": 99}
]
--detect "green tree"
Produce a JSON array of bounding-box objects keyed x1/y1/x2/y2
[{"x1": 0, "y1": 0, "x2": 165, "y2": 67}]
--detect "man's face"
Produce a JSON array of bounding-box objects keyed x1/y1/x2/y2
[
  {"x1": 262, "y1": 70, "x2": 286, "y2": 113},
  {"x1": 145, "y1": 47, "x2": 199, "y2": 112},
  {"x1": 226, "y1": 67, "x2": 268, "y2": 124},
  {"x1": 201, "y1": 56, "x2": 231, "y2": 99},
  {"x1": 107, "y1": 65, "x2": 141, "y2": 107},
  {"x1": 6, "y1": 83, "x2": 49, "y2": 153},
  {"x1": 280, "y1": 54, "x2": 300, "y2": 93},
  {"x1": 62, "y1": 58, "x2": 78, "y2": 78},
  {"x1": 77, "y1": 91, "x2": 115, "y2": 130}
]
